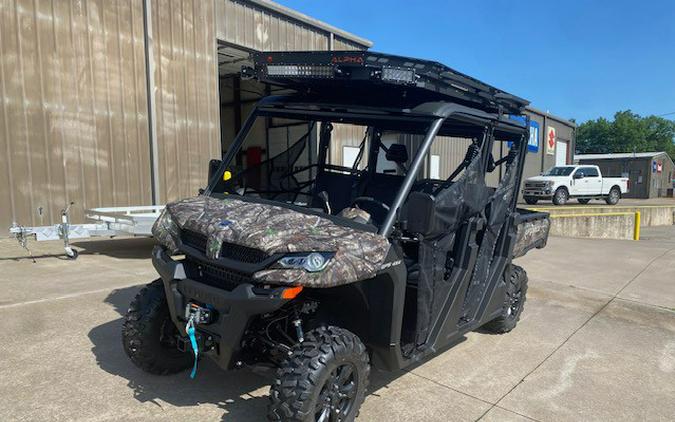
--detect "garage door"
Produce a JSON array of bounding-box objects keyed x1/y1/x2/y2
[{"x1": 556, "y1": 141, "x2": 568, "y2": 166}]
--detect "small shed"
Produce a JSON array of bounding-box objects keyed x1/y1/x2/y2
[{"x1": 575, "y1": 152, "x2": 675, "y2": 198}]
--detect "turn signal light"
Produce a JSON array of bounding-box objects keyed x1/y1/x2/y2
[{"x1": 281, "y1": 286, "x2": 303, "y2": 299}]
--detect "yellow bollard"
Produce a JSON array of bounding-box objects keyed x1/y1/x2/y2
[{"x1": 634, "y1": 211, "x2": 641, "y2": 241}]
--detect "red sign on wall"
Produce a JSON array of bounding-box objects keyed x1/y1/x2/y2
[{"x1": 546, "y1": 126, "x2": 556, "y2": 155}]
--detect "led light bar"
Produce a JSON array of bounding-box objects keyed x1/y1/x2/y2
[
  {"x1": 266, "y1": 64, "x2": 333, "y2": 78},
  {"x1": 381, "y1": 66, "x2": 416, "y2": 84}
]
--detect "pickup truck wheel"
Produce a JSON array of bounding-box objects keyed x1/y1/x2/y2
[
  {"x1": 552, "y1": 187, "x2": 568, "y2": 205},
  {"x1": 122, "y1": 279, "x2": 192, "y2": 375},
  {"x1": 577, "y1": 198, "x2": 591, "y2": 204},
  {"x1": 524, "y1": 197, "x2": 538, "y2": 205},
  {"x1": 605, "y1": 187, "x2": 621, "y2": 205},
  {"x1": 482, "y1": 265, "x2": 527, "y2": 334},
  {"x1": 268, "y1": 326, "x2": 370, "y2": 422}
]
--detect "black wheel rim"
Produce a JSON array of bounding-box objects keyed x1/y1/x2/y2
[
  {"x1": 315, "y1": 363, "x2": 358, "y2": 422},
  {"x1": 506, "y1": 288, "x2": 522, "y2": 319}
]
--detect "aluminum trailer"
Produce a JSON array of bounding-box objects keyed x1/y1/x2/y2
[{"x1": 8, "y1": 203, "x2": 163, "y2": 261}]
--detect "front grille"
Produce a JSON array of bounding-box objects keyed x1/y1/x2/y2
[
  {"x1": 525, "y1": 182, "x2": 547, "y2": 189},
  {"x1": 180, "y1": 230, "x2": 269, "y2": 263},
  {"x1": 221, "y1": 242, "x2": 269, "y2": 263},
  {"x1": 184, "y1": 257, "x2": 250, "y2": 291},
  {"x1": 181, "y1": 230, "x2": 208, "y2": 252}
]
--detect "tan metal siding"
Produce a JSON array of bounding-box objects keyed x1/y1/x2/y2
[
  {"x1": 216, "y1": 0, "x2": 328, "y2": 51},
  {"x1": 0, "y1": 0, "x2": 151, "y2": 231},
  {"x1": 152, "y1": 0, "x2": 220, "y2": 203},
  {"x1": 430, "y1": 137, "x2": 473, "y2": 180},
  {"x1": 333, "y1": 36, "x2": 364, "y2": 51}
]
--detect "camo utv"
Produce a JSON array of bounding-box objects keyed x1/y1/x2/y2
[{"x1": 122, "y1": 50, "x2": 550, "y2": 422}]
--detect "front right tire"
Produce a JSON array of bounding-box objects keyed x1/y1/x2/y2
[
  {"x1": 122, "y1": 279, "x2": 192, "y2": 375},
  {"x1": 268, "y1": 326, "x2": 370, "y2": 422}
]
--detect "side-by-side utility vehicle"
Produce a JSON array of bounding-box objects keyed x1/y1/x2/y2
[{"x1": 122, "y1": 50, "x2": 550, "y2": 421}]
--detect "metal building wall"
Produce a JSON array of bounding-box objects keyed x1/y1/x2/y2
[
  {"x1": 216, "y1": 0, "x2": 328, "y2": 51},
  {"x1": 151, "y1": 0, "x2": 220, "y2": 202},
  {"x1": 0, "y1": 0, "x2": 152, "y2": 231}
]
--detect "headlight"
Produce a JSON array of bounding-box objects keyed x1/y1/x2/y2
[
  {"x1": 543, "y1": 181, "x2": 554, "y2": 187},
  {"x1": 275, "y1": 252, "x2": 334, "y2": 272}
]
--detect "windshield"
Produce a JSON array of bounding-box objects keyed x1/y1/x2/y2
[
  {"x1": 208, "y1": 114, "x2": 426, "y2": 204},
  {"x1": 543, "y1": 166, "x2": 575, "y2": 176}
]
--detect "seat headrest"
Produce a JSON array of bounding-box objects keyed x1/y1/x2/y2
[{"x1": 386, "y1": 144, "x2": 408, "y2": 164}]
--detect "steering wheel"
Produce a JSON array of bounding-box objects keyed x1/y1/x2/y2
[{"x1": 351, "y1": 197, "x2": 390, "y2": 226}]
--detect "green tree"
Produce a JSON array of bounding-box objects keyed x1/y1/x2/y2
[{"x1": 576, "y1": 111, "x2": 675, "y2": 160}]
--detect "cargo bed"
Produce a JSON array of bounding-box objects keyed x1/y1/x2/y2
[{"x1": 513, "y1": 208, "x2": 550, "y2": 258}]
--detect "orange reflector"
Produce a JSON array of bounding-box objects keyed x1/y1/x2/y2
[{"x1": 281, "y1": 286, "x2": 303, "y2": 299}]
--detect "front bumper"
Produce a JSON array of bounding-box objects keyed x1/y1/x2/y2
[
  {"x1": 152, "y1": 246, "x2": 288, "y2": 369},
  {"x1": 522, "y1": 188, "x2": 552, "y2": 198}
]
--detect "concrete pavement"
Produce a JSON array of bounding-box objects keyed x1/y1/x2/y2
[{"x1": 0, "y1": 227, "x2": 674, "y2": 421}]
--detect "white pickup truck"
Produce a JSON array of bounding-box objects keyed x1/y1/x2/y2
[{"x1": 522, "y1": 165, "x2": 630, "y2": 206}]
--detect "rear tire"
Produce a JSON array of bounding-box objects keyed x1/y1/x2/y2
[
  {"x1": 577, "y1": 198, "x2": 591, "y2": 204},
  {"x1": 552, "y1": 187, "x2": 568, "y2": 205},
  {"x1": 122, "y1": 279, "x2": 192, "y2": 375},
  {"x1": 482, "y1": 265, "x2": 527, "y2": 334},
  {"x1": 268, "y1": 326, "x2": 370, "y2": 422},
  {"x1": 524, "y1": 197, "x2": 538, "y2": 205},
  {"x1": 605, "y1": 187, "x2": 621, "y2": 205}
]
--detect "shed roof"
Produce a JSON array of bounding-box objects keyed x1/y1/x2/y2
[{"x1": 576, "y1": 152, "x2": 670, "y2": 160}]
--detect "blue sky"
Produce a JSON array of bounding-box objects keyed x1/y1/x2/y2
[{"x1": 277, "y1": 0, "x2": 675, "y2": 123}]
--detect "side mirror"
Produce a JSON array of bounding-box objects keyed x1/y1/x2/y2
[
  {"x1": 208, "y1": 159, "x2": 222, "y2": 184},
  {"x1": 402, "y1": 192, "x2": 436, "y2": 235},
  {"x1": 573, "y1": 172, "x2": 584, "y2": 179}
]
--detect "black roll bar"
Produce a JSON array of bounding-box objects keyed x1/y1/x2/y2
[{"x1": 379, "y1": 117, "x2": 445, "y2": 237}]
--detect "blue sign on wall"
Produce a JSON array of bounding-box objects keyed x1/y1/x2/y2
[{"x1": 509, "y1": 115, "x2": 539, "y2": 152}]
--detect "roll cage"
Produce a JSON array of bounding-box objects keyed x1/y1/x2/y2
[{"x1": 205, "y1": 95, "x2": 530, "y2": 237}]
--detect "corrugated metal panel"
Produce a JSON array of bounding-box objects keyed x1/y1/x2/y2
[
  {"x1": 152, "y1": 0, "x2": 220, "y2": 202},
  {"x1": 333, "y1": 36, "x2": 363, "y2": 51},
  {"x1": 216, "y1": 0, "x2": 329, "y2": 51},
  {"x1": 430, "y1": 136, "x2": 473, "y2": 180},
  {"x1": 0, "y1": 0, "x2": 151, "y2": 231},
  {"x1": 329, "y1": 124, "x2": 368, "y2": 168}
]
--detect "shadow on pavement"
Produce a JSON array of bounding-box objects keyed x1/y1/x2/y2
[
  {"x1": 89, "y1": 285, "x2": 418, "y2": 421},
  {"x1": 72, "y1": 237, "x2": 156, "y2": 260}
]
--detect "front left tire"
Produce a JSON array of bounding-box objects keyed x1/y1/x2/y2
[{"x1": 268, "y1": 326, "x2": 370, "y2": 422}]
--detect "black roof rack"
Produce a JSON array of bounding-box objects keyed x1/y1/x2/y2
[{"x1": 243, "y1": 50, "x2": 529, "y2": 115}]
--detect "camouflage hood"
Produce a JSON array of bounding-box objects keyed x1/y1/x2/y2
[{"x1": 153, "y1": 195, "x2": 391, "y2": 287}]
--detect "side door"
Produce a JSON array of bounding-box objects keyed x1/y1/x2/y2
[
  {"x1": 584, "y1": 166, "x2": 602, "y2": 194},
  {"x1": 570, "y1": 168, "x2": 586, "y2": 195}
]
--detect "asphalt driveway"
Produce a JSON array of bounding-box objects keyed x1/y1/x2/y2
[{"x1": 0, "y1": 226, "x2": 673, "y2": 421}]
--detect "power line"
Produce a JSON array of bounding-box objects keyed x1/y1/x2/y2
[{"x1": 657, "y1": 111, "x2": 675, "y2": 117}]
